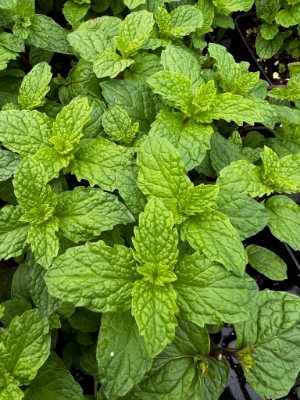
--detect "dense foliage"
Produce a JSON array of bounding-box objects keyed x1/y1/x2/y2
[
  {"x1": 255, "y1": 0, "x2": 300, "y2": 60},
  {"x1": 0, "y1": 0, "x2": 300, "y2": 399}
]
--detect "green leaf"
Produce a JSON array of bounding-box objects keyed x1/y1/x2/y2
[
  {"x1": 102, "y1": 105, "x2": 138, "y2": 145},
  {"x1": 0, "y1": 0, "x2": 34, "y2": 17},
  {"x1": 54, "y1": 187, "x2": 134, "y2": 243},
  {"x1": 115, "y1": 10, "x2": 154, "y2": 58},
  {"x1": 268, "y1": 75, "x2": 300, "y2": 101},
  {"x1": 101, "y1": 79, "x2": 164, "y2": 133},
  {"x1": 255, "y1": 32, "x2": 285, "y2": 59},
  {"x1": 210, "y1": 132, "x2": 247, "y2": 174},
  {"x1": 180, "y1": 184, "x2": 219, "y2": 216},
  {"x1": 275, "y1": 8, "x2": 297, "y2": 27},
  {"x1": 0, "y1": 309, "x2": 50, "y2": 385},
  {"x1": 0, "y1": 205, "x2": 29, "y2": 260},
  {"x1": 125, "y1": 52, "x2": 161, "y2": 83},
  {"x1": 1, "y1": 298, "x2": 32, "y2": 327},
  {"x1": 235, "y1": 291, "x2": 300, "y2": 400},
  {"x1": 68, "y1": 308, "x2": 100, "y2": 332},
  {"x1": 134, "y1": 197, "x2": 177, "y2": 264},
  {"x1": 13, "y1": 157, "x2": 58, "y2": 224},
  {"x1": 70, "y1": 137, "x2": 132, "y2": 191},
  {"x1": 160, "y1": 44, "x2": 204, "y2": 93},
  {"x1": 213, "y1": 188, "x2": 269, "y2": 240},
  {"x1": 29, "y1": 14, "x2": 72, "y2": 54},
  {"x1": 208, "y1": 43, "x2": 239, "y2": 92},
  {"x1": 137, "y1": 137, "x2": 192, "y2": 221},
  {"x1": 97, "y1": 310, "x2": 152, "y2": 400},
  {"x1": 185, "y1": 358, "x2": 229, "y2": 400},
  {"x1": 0, "y1": 47, "x2": 18, "y2": 72},
  {"x1": 180, "y1": 209, "x2": 248, "y2": 276},
  {"x1": 132, "y1": 280, "x2": 178, "y2": 357},
  {"x1": 147, "y1": 70, "x2": 192, "y2": 113},
  {"x1": 57, "y1": 60, "x2": 100, "y2": 105},
  {"x1": 135, "y1": 318, "x2": 210, "y2": 399},
  {"x1": 27, "y1": 217, "x2": 59, "y2": 269},
  {"x1": 50, "y1": 97, "x2": 91, "y2": 155},
  {"x1": 29, "y1": 48, "x2": 53, "y2": 66},
  {"x1": 23, "y1": 352, "x2": 85, "y2": 399},
  {"x1": 67, "y1": 28, "x2": 114, "y2": 63},
  {"x1": 174, "y1": 252, "x2": 257, "y2": 325},
  {"x1": 0, "y1": 110, "x2": 53, "y2": 157},
  {"x1": 0, "y1": 364, "x2": 23, "y2": 400},
  {"x1": 0, "y1": 268, "x2": 17, "y2": 302},
  {"x1": 246, "y1": 244, "x2": 287, "y2": 280},
  {"x1": 169, "y1": 5, "x2": 203, "y2": 36},
  {"x1": 0, "y1": 149, "x2": 20, "y2": 181},
  {"x1": 32, "y1": 147, "x2": 72, "y2": 181},
  {"x1": 265, "y1": 195, "x2": 300, "y2": 251},
  {"x1": 217, "y1": 160, "x2": 270, "y2": 198},
  {"x1": 196, "y1": 93, "x2": 263, "y2": 125},
  {"x1": 260, "y1": 22, "x2": 279, "y2": 40},
  {"x1": 44, "y1": 240, "x2": 139, "y2": 312},
  {"x1": 18, "y1": 62, "x2": 52, "y2": 110},
  {"x1": 192, "y1": 80, "x2": 216, "y2": 112},
  {"x1": 26, "y1": 254, "x2": 62, "y2": 315},
  {"x1": 93, "y1": 50, "x2": 134, "y2": 79},
  {"x1": 149, "y1": 109, "x2": 212, "y2": 171},
  {"x1": 26, "y1": 14, "x2": 50, "y2": 48},
  {"x1": 63, "y1": 0, "x2": 90, "y2": 28},
  {"x1": 124, "y1": 0, "x2": 145, "y2": 8},
  {"x1": 0, "y1": 32, "x2": 24, "y2": 52}
]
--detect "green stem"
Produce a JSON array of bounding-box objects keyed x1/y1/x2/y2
[
  {"x1": 94, "y1": 380, "x2": 98, "y2": 399},
  {"x1": 19, "y1": 53, "x2": 32, "y2": 70}
]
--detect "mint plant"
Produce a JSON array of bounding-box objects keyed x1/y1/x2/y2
[
  {"x1": 0, "y1": 0, "x2": 300, "y2": 399},
  {"x1": 254, "y1": 0, "x2": 300, "y2": 60}
]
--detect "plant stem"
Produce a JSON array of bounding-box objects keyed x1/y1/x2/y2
[
  {"x1": 94, "y1": 380, "x2": 98, "y2": 399},
  {"x1": 19, "y1": 53, "x2": 32, "y2": 70},
  {"x1": 267, "y1": 85, "x2": 286, "y2": 90}
]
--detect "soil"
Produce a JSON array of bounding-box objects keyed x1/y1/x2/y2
[{"x1": 237, "y1": 14, "x2": 300, "y2": 85}]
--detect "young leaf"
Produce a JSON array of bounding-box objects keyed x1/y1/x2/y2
[
  {"x1": 115, "y1": 10, "x2": 155, "y2": 58},
  {"x1": 174, "y1": 252, "x2": 258, "y2": 326},
  {"x1": 246, "y1": 244, "x2": 287, "y2": 280},
  {"x1": 149, "y1": 109, "x2": 213, "y2": 171},
  {"x1": 133, "y1": 197, "x2": 178, "y2": 268},
  {"x1": 265, "y1": 195, "x2": 300, "y2": 251},
  {"x1": 235, "y1": 291, "x2": 300, "y2": 400},
  {"x1": 93, "y1": 51, "x2": 134, "y2": 79},
  {"x1": 97, "y1": 311, "x2": 152, "y2": 400},
  {"x1": 131, "y1": 280, "x2": 178, "y2": 357},
  {"x1": 0, "y1": 110, "x2": 53, "y2": 157},
  {"x1": 180, "y1": 209, "x2": 248, "y2": 276},
  {"x1": 0, "y1": 309, "x2": 51, "y2": 385},
  {"x1": 101, "y1": 79, "x2": 164, "y2": 133},
  {"x1": 137, "y1": 137, "x2": 192, "y2": 221},
  {"x1": 13, "y1": 157, "x2": 58, "y2": 224},
  {"x1": 0, "y1": 364, "x2": 24, "y2": 400},
  {"x1": 62, "y1": 0, "x2": 90, "y2": 28},
  {"x1": 54, "y1": 187, "x2": 134, "y2": 243},
  {"x1": 124, "y1": 52, "x2": 162, "y2": 82},
  {"x1": 23, "y1": 352, "x2": 85, "y2": 399},
  {"x1": 50, "y1": 97, "x2": 91, "y2": 155},
  {"x1": 44, "y1": 241, "x2": 139, "y2": 312},
  {"x1": 147, "y1": 70, "x2": 192, "y2": 114},
  {"x1": 18, "y1": 62, "x2": 52, "y2": 110},
  {"x1": 102, "y1": 106, "x2": 138, "y2": 145},
  {"x1": 160, "y1": 44, "x2": 204, "y2": 93}
]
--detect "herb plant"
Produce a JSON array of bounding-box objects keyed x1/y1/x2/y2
[
  {"x1": 254, "y1": 0, "x2": 300, "y2": 60},
  {"x1": 0, "y1": 1, "x2": 300, "y2": 399}
]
